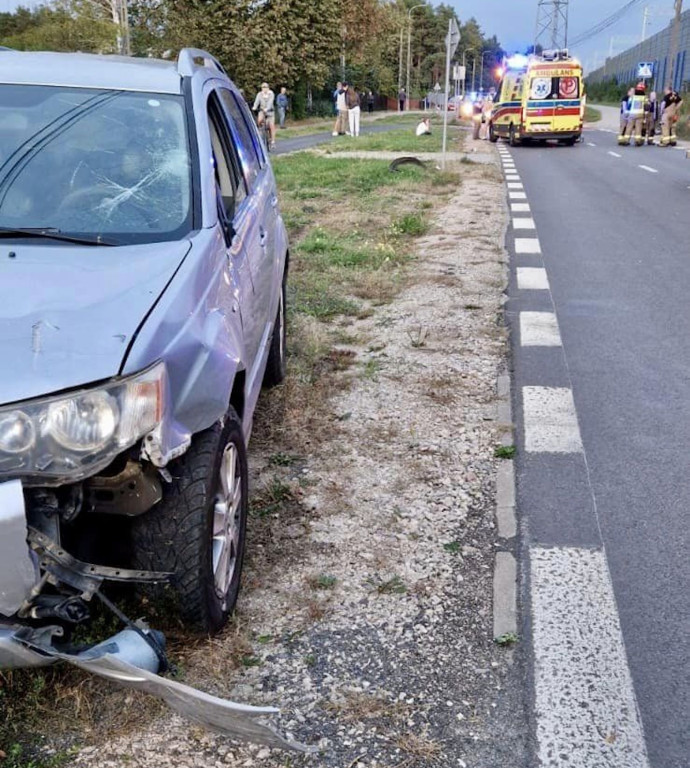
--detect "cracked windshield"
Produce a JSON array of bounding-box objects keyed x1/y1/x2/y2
[
  {"x1": 0, "y1": 86, "x2": 191, "y2": 242},
  {"x1": 1, "y1": 0, "x2": 690, "y2": 767}
]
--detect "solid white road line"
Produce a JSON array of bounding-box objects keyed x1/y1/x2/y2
[
  {"x1": 507, "y1": 182, "x2": 524, "y2": 189},
  {"x1": 608, "y1": 150, "x2": 622, "y2": 158},
  {"x1": 515, "y1": 238, "x2": 541, "y2": 254},
  {"x1": 516, "y1": 267, "x2": 549, "y2": 290},
  {"x1": 513, "y1": 218, "x2": 536, "y2": 230},
  {"x1": 639, "y1": 165, "x2": 658, "y2": 173},
  {"x1": 519, "y1": 311, "x2": 562, "y2": 346},
  {"x1": 509, "y1": 191, "x2": 527, "y2": 200},
  {"x1": 522, "y1": 386, "x2": 582, "y2": 453},
  {"x1": 511, "y1": 203, "x2": 531, "y2": 213},
  {"x1": 531, "y1": 547, "x2": 650, "y2": 768}
]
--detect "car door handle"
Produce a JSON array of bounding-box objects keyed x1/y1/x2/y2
[
  {"x1": 259, "y1": 228, "x2": 267, "y2": 247},
  {"x1": 270, "y1": 196, "x2": 278, "y2": 208}
]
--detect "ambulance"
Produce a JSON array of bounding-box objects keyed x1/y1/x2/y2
[{"x1": 489, "y1": 50, "x2": 584, "y2": 146}]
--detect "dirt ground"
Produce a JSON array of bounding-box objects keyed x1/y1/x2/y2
[{"x1": 64, "y1": 139, "x2": 528, "y2": 768}]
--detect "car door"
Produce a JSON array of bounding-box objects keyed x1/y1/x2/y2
[
  {"x1": 217, "y1": 89, "x2": 278, "y2": 353},
  {"x1": 204, "y1": 89, "x2": 264, "y2": 383}
]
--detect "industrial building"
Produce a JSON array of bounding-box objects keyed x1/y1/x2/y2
[{"x1": 586, "y1": 9, "x2": 690, "y2": 91}]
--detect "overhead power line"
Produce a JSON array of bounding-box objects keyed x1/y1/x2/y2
[{"x1": 569, "y1": 0, "x2": 645, "y2": 46}]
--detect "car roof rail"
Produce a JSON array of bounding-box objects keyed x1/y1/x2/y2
[{"x1": 177, "y1": 48, "x2": 227, "y2": 77}]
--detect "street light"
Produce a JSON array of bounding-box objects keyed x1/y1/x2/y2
[
  {"x1": 405, "y1": 4, "x2": 426, "y2": 111},
  {"x1": 462, "y1": 48, "x2": 476, "y2": 95},
  {"x1": 480, "y1": 51, "x2": 492, "y2": 92}
]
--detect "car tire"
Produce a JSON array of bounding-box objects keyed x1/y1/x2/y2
[
  {"x1": 262, "y1": 272, "x2": 287, "y2": 387},
  {"x1": 560, "y1": 136, "x2": 578, "y2": 146},
  {"x1": 509, "y1": 124, "x2": 518, "y2": 147},
  {"x1": 131, "y1": 408, "x2": 248, "y2": 634},
  {"x1": 489, "y1": 123, "x2": 498, "y2": 143}
]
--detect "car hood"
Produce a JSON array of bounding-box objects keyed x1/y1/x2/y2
[{"x1": 0, "y1": 240, "x2": 191, "y2": 406}]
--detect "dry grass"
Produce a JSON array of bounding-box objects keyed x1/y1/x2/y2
[{"x1": 323, "y1": 691, "x2": 411, "y2": 724}]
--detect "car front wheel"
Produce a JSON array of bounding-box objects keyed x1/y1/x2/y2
[{"x1": 132, "y1": 408, "x2": 248, "y2": 634}]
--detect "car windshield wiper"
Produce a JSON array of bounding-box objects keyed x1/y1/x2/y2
[{"x1": 0, "y1": 226, "x2": 117, "y2": 246}]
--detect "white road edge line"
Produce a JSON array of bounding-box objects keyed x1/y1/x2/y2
[
  {"x1": 516, "y1": 266, "x2": 548, "y2": 289},
  {"x1": 639, "y1": 165, "x2": 658, "y2": 173},
  {"x1": 513, "y1": 218, "x2": 536, "y2": 230},
  {"x1": 519, "y1": 311, "x2": 562, "y2": 347},
  {"x1": 511, "y1": 203, "x2": 531, "y2": 212},
  {"x1": 508, "y1": 191, "x2": 527, "y2": 200},
  {"x1": 522, "y1": 386, "x2": 582, "y2": 453},
  {"x1": 608, "y1": 151, "x2": 622, "y2": 158},
  {"x1": 507, "y1": 182, "x2": 524, "y2": 189},
  {"x1": 531, "y1": 547, "x2": 650, "y2": 767},
  {"x1": 515, "y1": 238, "x2": 541, "y2": 254}
]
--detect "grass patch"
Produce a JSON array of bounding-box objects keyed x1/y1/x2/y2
[
  {"x1": 326, "y1": 124, "x2": 461, "y2": 153},
  {"x1": 494, "y1": 445, "x2": 516, "y2": 460},
  {"x1": 584, "y1": 106, "x2": 602, "y2": 123},
  {"x1": 393, "y1": 212, "x2": 428, "y2": 237}
]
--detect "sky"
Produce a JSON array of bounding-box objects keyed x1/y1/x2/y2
[{"x1": 451, "y1": 0, "x2": 676, "y2": 73}]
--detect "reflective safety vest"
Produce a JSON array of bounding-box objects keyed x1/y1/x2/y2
[{"x1": 629, "y1": 94, "x2": 646, "y2": 118}]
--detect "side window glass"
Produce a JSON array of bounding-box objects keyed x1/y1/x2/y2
[
  {"x1": 207, "y1": 95, "x2": 246, "y2": 224},
  {"x1": 218, "y1": 89, "x2": 263, "y2": 186}
]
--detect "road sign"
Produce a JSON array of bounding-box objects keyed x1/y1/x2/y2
[
  {"x1": 637, "y1": 61, "x2": 654, "y2": 79},
  {"x1": 446, "y1": 17, "x2": 461, "y2": 58},
  {"x1": 452, "y1": 65, "x2": 466, "y2": 82}
]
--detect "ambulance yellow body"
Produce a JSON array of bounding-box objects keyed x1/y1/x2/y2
[{"x1": 489, "y1": 50, "x2": 584, "y2": 146}]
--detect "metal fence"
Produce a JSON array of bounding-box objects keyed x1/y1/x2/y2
[{"x1": 587, "y1": 10, "x2": 690, "y2": 92}]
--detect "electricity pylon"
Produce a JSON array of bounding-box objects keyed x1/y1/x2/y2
[{"x1": 535, "y1": 0, "x2": 570, "y2": 50}]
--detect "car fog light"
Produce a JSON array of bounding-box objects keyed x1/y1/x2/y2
[
  {"x1": 47, "y1": 392, "x2": 118, "y2": 452},
  {"x1": 0, "y1": 411, "x2": 35, "y2": 454}
]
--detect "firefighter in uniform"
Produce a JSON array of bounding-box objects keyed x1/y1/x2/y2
[
  {"x1": 619, "y1": 82, "x2": 647, "y2": 146},
  {"x1": 660, "y1": 86, "x2": 683, "y2": 146},
  {"x1": 644, "y1": 91, "x2": 659, "y2": 145}
]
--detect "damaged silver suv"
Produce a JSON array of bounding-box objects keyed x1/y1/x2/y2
[{"x1": 0, "y1": 49, "x2": 288, "y2": 668}]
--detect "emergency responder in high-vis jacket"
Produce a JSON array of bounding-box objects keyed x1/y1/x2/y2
[
  {"x1": 618, "y1": 87, "x2": 634, "y2": 143},
  {"x1": 619, "y1": 83, "x2": 647, "y2": 146},
  {"x1": 660, "y1": 86, "x2": 683, "y2": 146},
  {"x1": 472, "y1": 98, "x2": 482, "y2": 140}
]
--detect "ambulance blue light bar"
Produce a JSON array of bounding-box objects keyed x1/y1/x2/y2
[{"x1": 506, "y1": 54, "x2": 529, "y2": 70}]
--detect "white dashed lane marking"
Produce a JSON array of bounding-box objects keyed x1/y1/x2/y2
[
  {"x1": 516, "y1": 266, "x2": 549, "y2": 289},
  {"x1": 513, "y1": 218, "x2": 536, "y2": 230},
  {"x1": 507, "y1": 182, "x2": 524, "y2": 189},
  {"x1": 522, "y1": 386, "x2": 583, "y2": 453},
  {"x1": 531, "y1": 547, "x2": 650, "y2": 768},
  {"x1": 509, "y1": 191, "x2": 527, "y2": 200},
  {"x1": 515, "y1": 238, "x2": 541, "y2": 254},
  {"x1": 519, "y1": 311, "x2": 561, "y2": 346},
  {"x1": 639, "y1": 165, "x2": 658, "y2": 173},
  {"x1": 587, "y1": 141, "x2": 596, "y2": 146},
  {"x1": 506, "y1": 175, "x2": 521, "y2": 182},
  {"x1": 511, "y1": 203, "x2": 531, "y2": 212},
  {"x1": 608, "y1": 150, "x2": 622, "y2": 158}
]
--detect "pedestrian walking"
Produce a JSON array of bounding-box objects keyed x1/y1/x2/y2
[
  {"x1": 398, "y1": 87, "x2": 406, "y2": 112},
  {"x1": 344, "y1": 82, "x2": 361, "y2": 137},
  {"x1": 645, "y1": 91, "x2": 659, "y2": 145},
  {"x1": 618, "y1": 87, "x2": 633, "y2": 145},
  {"x1": 367, "y1": 90, "x2": 374, "y2": 115},
  {"x1": 660, "y1": 86, "x2": 683, "y2": 147},
  {"x1": 276, "y1": 86, "x2": 289, "y2": 128}
]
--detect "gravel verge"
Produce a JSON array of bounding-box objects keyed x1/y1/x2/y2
[{"x1": 72, "y1": 141, "x2": 529, "y2": 768}]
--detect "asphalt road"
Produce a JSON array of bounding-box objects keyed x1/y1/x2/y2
[{"x1": 507, "y1": 131, "x2": 690, "y2": 768}]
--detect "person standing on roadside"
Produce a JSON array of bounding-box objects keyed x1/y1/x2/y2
[
  {"x1": 618, "y1": 87, "x2": 633, "y2": 144},
  {"x1": 333, "y1": 82, "x2": 347, "y2": 136},
  {"x1": 645, "y1": 91, "x2": 659, "y2": 145},
  {"x1": 660, "y1": 85, "x2": 683, "y2": 147},
  {"x1": 276, "y1": 86, "x2": 289, "y2": 129},
  {"x1": 398, "y1": 87, "x2": 406, "y2": 112},
  {"x1": 344, "y1": 82, "x2": 361, "y2": 137},
  {"x1": 333, "y1": 81, "x2": 342, "y2": 116},
  {"x1": 367, "y1": 90, "x2": 375, "y2": 115}
]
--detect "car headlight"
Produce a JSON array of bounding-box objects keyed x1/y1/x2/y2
[{"x1": 0, "y1": 362, "x2": 166, "y2": 486}]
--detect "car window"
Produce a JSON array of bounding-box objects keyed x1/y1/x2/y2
[
  {"x1": 218, "y1": 89, "x2": 266, "y2": 182},
  {"x1": 0, "y1": 85, "x2": 192, "y2": 244},
  {"x1": 207, "y1": 94, "x2": 246, "y2": 222}
]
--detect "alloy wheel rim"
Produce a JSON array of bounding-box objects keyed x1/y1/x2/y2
[{"x1": 212, "y1": 442, "x2": 242, "y2": 606}]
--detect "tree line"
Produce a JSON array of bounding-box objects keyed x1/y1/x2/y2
[{"x1": 0, "y1": 0, "x2": 504, "y2": 116}]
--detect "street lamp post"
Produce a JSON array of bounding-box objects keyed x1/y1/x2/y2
[
  {"x1": 480, "y1": 51, "x2": 492, "y2": 92},
  {"x1": 405, "y1": 4, "x2": 425, "y2": 111},
  {"x1": 462, "y1": 48, "x2": 476, "y2": 96}
]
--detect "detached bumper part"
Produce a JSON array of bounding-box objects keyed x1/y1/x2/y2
[
  {"x1": 0, "y1": 479, "x2": 38, "y2": 617},
  {"x1": 13, "y1": 628, "x2": 309, "y2": 752}
]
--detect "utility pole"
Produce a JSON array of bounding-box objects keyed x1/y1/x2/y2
[
  {"x1": 641, "y1": 6, "x2": 650, "y2": 42},
  {"x1": 535, "y1": 0, "x2": 570, "y2": 50},
  {"x1": 668, "y1": 0, "x2": 683, "y2": 89}
]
